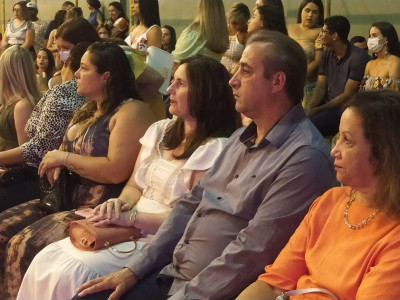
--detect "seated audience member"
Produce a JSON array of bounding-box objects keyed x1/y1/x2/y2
[
  {"x1": 1, "y1": 1, "x2": 35, "y2": 57},
  {"x1": 220, "y1": 2, "x2": 250, "y2": 75},
  {"x1": 97, "y1": 24, "x2": 111, "y2": 39},
  {"x1": 35, "y1": 47, "x2": 55, "y2": 92},
  {"x1": 125, "y1": 0, "x2": 162, "y2": 53},
  {"x1": 248, "y1": 0, "x2": 287, "y2": 35},
  {"x1": 104, "y1": 2, "x2": 129, "y2": 39},
  {"x1": 66, "y1": 7, "x2": 84, "y2": 20},
  {"x1": 243, "y1": 0, "x2": 287, "y2": 126},
  {"x1": 0, "y1": 42, "x2": 155, "y2": 300},
  {"x1": 308, "y1": 16, "x2": 370, "y2": 137},
  {"x1": 161, "y1": 25, "x2": 177, "y2": 53},
  {"x1": 124, "y1": 0, "x2": 165, "y2": 120},
  {"x1": 0, "y1": 18, "x2": 100, "y2": 212},
  {"x1": 47, "y1": 10, "x2": 67, "y2": 71},
  {"x1": 87, "y1": 0, "x2": 104, "y2": 28},
  {"x1": 350, "y1": 35, "x2": 368, "y2": 51},
  {"x1": 360, "y1": 22, "x2": 400, "y2": 91},
  {"x1": 43, "y1": 1, "x2": 74, "y2": 47},
  {"x1": 18, "y1": 56, "x2": 240, "y2": 300},
  {"x1": 172, "y1": 0, "x2": 229, "y2": 71},
  {"x1": 0, "y1": 46, "x2": 41, "y2": 210},
  {"x1": 288, "y1": 0, "x2": 324, "y2": 110},
  {"x1": 72, "y1": 31, "x2": 337, "y2": 300},
  {"x1": 238, "y1": 90, "x2": 400, "y2": 300},
  {"x1": 26, "y1": 2, "x2": 48, "y2": 54}
]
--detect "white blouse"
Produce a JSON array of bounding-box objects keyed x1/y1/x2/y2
[{"x1": 135, "y1": 119, "x2": 227, "y2": 212}]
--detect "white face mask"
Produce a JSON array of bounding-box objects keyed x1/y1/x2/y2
[
  {"x1": 59, "y1": 50, "x2": 71, "y2": 63},
  {"x1": 367, "y1": 37, "x2": 385, "y2": 53}
]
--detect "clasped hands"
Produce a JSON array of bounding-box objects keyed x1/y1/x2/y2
[
  {"x1": 77, "y1": 199, "x2": 139, "y2": 299},
  {"x1": 87, "y1": 198, "x2": 135, "y2": 227}
]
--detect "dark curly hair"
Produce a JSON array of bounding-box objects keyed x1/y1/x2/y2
[{"x1": 71, "y1": 42, "x2": 140, "y2": 133}]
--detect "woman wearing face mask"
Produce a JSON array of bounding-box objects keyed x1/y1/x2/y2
[
  {"x1": 0, "y1": 20, "x2": 100, "y2": 297},
  {"x1": 0, "y1": 40, "x2": 155, "y2": 300},
  {"x1": 18, "y1": 55, "x2": 239, "y2": 300},
  {"x1": 360, "y1": 22, "x2": 400, "y2": 91},
  {"x1": 47, "y1": 10, "x2": 67, "y2": 71},
  {"x1": 0, "y1": 19, "x2": 99, "y2": 213}
]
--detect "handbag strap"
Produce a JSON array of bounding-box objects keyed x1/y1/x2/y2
[{"x1": 277, "y1": 288, "x2": 339, "y2": 300}]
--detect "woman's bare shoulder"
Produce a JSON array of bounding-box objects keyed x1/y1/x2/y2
[{"x1": 117, "y1": 99, "x2": 155, "y2": 120}]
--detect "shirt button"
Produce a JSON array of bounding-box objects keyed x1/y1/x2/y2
[
  {"x1": 175, "y1": 265, "x2": 180, "y2": 271},
  {"x1": 197, "y1": 212, "x2": 202, "y2": 217},
  {"x1": 234, "y1": 174, "x2": 239, "y2": 178},
  {"x1": 184, "y1": 239, "x2": 189, "y2": 244},
  {"x1": 251, "y1": 175, "x2": 256, "y2": 178},
  {"x1": 217, "y1": 196, "x2": 222, "y2": 200}
]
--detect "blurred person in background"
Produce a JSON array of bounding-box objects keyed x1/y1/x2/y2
[
  {"x1": 221, "y1": 2, "x2": 250, "y2": 75},
  {"x1": 360, "y1": 22, "x2": 400, "y2": 91}
]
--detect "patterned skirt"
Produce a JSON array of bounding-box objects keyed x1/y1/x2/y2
[{"x1": 0, "y1": 199, "x2": 83, "y2": 299}]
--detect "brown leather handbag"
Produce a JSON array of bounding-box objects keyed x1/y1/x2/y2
[{"x1": 69, "y1": 219, "x2": 141, "y2": 251}]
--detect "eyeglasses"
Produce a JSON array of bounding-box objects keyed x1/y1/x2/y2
[{"x1": 321, "y1": 29, "x2": 332, "y2": 35}]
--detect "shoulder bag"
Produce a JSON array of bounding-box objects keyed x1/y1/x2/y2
[{"x1": 70, "y1": 219, "x2": 141, "y2": 252}]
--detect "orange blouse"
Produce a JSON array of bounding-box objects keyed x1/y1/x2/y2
[{"x1": 258, "y1": 186, "x2": 400, "y2": 300}]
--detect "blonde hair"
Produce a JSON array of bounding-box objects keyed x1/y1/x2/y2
[
  {"x1": 0, "y1": 46, "x2": 41, "y2": 107},
  {"x1": 191, "y1": 0, "x2": 229, "y2": 54}
]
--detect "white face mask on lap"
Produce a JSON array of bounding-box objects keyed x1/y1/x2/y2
[{"x1": 367, "y1": 37, "x2": 386, "y2": 53}]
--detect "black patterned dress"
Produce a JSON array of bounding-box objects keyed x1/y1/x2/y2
[{"x1": 0, "y1": 104, "x2": 129, "y2": 299}]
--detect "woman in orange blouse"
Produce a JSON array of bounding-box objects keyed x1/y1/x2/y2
[{"x1": 237, "y1": 90, "x2": 400, "y2": 300}]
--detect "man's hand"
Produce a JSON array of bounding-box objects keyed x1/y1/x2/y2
[{"x1": 77, "y1": 268, "x2": 138, "y2": 300}]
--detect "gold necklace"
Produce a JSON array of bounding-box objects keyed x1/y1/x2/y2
[{"x1": 343, "y1": 191, "x2": 378, "y2": 230}]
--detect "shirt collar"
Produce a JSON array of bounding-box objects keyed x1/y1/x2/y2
[
  {"x1": 334, "y1": 41, "x2": 351, "y2": 62},
  {"x1": 239, "y1": 104, "x2": 306, "y2": 149}
]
